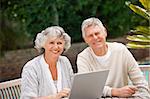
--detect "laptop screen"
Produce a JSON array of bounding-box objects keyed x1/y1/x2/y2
[{"x1": 68, "y1": 70, "x2": 109, "y2": 99}]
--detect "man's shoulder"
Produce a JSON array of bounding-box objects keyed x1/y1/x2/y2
[
  {"x1": 107, "y1": 42, "x2": 126, "y2": 51},
  {"x1": 107, "y1": 42, "x2": 125, "y2": 46},
  {"x1": 78, "y1": 47, "x2": 91, "y2": 56}
]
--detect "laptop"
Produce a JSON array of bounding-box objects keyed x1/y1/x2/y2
[{"x1": 68, "y1": 70, "x2": 109, "y2": 99}]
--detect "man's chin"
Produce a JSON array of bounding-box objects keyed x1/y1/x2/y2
[
  {"x1": 91, "y1": 45, "x2": 103, "y2": 50},
  {"x1": 94, "y1": 44, "x2": 103, "y2": 48}
]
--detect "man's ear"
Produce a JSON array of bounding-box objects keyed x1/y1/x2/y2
[{"x1": 104, "y1": 28, "x2": 107, "y2": 37}]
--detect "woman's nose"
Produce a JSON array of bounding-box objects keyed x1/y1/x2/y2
[{"x1": 54, "y1": 43, "x2": 59, "y2": 48}]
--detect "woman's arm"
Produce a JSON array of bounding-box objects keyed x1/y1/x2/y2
[{"x1": 32, "y1": 88, "x2": 70, "y2": 99}]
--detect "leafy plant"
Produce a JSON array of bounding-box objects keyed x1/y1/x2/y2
[
  {"x1": 0, "y1": 10, "x2": 29, "y2": 56},
  {"x1": 125, "y1": 0, "x2": 150, "y2": 48}
]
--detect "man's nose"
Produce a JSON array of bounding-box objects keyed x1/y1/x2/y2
[{"x1": 93, "y1": 34, "x2": 98, "y2": 39}]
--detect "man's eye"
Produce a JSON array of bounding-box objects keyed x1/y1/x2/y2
[
  {"x1": 95, "y1": 32, "x2": 100, "y2": 35},
  {"x1": 88, "y1": 35, "x2": 93, "y2": 38},
  {"x1": 57, "y1": 42, "x2": 62, "y2": 44}
]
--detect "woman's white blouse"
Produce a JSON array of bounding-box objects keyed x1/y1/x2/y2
[{"x1": 21, "y1": 54, "x2": 74, "y2": 99}]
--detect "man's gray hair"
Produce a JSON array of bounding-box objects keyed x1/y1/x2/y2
[
  {"x1": 34, "y1": 26, "x2": 71, "y2": 53},
  {"x1": 81, "y1": 17, "x2": 106, "y2": 38}
]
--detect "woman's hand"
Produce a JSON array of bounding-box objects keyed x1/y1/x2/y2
[
  {"x1": 55, "y1": 88, "x2": 70, "y2": 99},
  {"x1": 32, "y1": 88, "x2": 70, "y2": 99},
  {"x1": 111, "y1": 85, "x2": 138, "y2": 97}
]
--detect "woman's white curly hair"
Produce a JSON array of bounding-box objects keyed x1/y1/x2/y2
[
  {"x1": 34, "y1": 26, "x2": 71, "y2": 53},
  {"x1": 81, "y1": 17, "x2": 106, "y2": 38}
]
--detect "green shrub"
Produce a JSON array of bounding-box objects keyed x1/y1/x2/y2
[
  {"x1": 0, "y1": 13, "x2": 29, "y2": 56},
  {"x1": 126, "y1": 0, "x2": 150, "y2": 48}
]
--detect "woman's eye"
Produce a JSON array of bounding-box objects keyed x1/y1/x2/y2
[{"x1": 49, "y1": 42, "x2": 54, "y2": 44}]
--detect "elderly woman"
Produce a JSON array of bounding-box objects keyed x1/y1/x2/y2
[{"x1": 21, "y1": 26, "x2": 74, "y2": 99}]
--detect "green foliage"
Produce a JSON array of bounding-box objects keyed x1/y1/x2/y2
[
  {"x1": 126, "y1": 0, "x2": 150, "y2": 49},
  {"x1": 0, "y1": 0, "x2": 143, "y2": 54},
  {"x1": 0, "y1": 13, "x2": 29, "y2": 56},
  {"x1": 97, "y1": 0, "x2": 142, "y2": 38},
  {"x1": 1, "y1": 0, "x2": 101, "y2": 43}
]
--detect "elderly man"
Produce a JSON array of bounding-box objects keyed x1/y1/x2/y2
[{"x1": 77, "y1": 17, "x2": 150, "y2": 98}]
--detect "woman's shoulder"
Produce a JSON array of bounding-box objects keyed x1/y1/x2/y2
[
  {"x1": 59, "y1": 55, "x2": 70, "y2": 62},
  {"x1": 59, "y1": 56, "x2": 73, "y2": 73},
  {"x1": 23, "y1": 55, "x2": 42, "y2": 69}
]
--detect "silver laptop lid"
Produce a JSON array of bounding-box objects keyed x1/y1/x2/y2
[{"x1": 69, "y1": 70, "x2": 109, "y2": 99}]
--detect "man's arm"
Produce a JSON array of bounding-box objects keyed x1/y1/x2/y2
[
  {"x1": 77, "y1": 54, "x2": 91, "y2": 73},
  {"x1": 123, "y1": 45, "x2": 150, "y2": 98}
]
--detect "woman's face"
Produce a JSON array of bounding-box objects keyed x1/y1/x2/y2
[{"x1": 43, "y1": 37, "x2": 65, "y2": 58}]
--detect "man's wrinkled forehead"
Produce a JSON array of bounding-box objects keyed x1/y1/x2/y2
[
  {"x1": 85, "y1": 24, "x2": 101, "y2": 32},
  {"x1": 84, "y1": 25, "x2": 106, "y2": 36},
  {"x1": 84, "y1": 22, "x2": 98, "y2": 29}
]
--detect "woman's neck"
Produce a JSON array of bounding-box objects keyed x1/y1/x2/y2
[
  {"x1": 44, "y1": 53, "x2": 58, "y2": 65},
  {"x1": 44, "y1": 54, "x2": 58, "y2": 80}
]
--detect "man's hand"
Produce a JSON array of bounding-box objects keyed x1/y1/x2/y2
[{"x1": 111, "y1": 86, "x2": 138, "y2": 97}]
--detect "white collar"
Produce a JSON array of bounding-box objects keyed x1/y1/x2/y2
[
  {"x1": 90, "y1": 47, "x2": 111, "y2": 64},
  {"x1": 40, "y1": 55, "x2": 62, "y2": 94}
]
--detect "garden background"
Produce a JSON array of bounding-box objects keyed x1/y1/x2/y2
[{"x1": 0, "y1": 0, "x2": 149, "y2": 82}]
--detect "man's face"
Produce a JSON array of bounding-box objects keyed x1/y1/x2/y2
[{"x1": 84, "y1": 25, "x2": 107, "y2": 50}]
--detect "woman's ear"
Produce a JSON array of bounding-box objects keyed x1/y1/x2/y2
[{"x1": 84, "y1": 37, "x2": 88, "y2": 44}]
